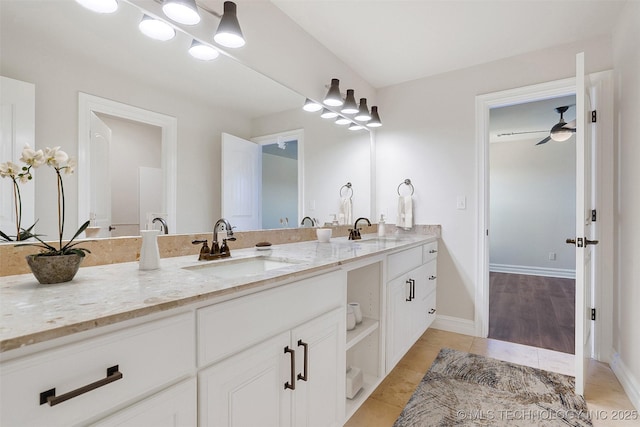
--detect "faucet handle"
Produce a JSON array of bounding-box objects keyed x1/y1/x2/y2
[{"x1": 192, "y1": 240, "x2": 210, "y2": 258}]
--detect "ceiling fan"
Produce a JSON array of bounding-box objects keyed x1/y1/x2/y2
[{"x1": 535, "y1": 105, "x2": 576, "y2": 146}]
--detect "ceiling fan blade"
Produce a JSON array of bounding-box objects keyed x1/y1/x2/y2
[{"x1": 536, "y1": 136, "x2": 551, "y2": 146}]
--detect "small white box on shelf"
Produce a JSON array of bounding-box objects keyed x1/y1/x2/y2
[{"x1": 346, "y1": 366, "x2": 363, "y2": 399}]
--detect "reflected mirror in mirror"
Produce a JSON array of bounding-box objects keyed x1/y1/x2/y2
[{"x1": 0, "y1": 0, "x2": 371, "y2": 239}]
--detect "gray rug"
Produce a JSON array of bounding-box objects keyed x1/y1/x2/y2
[{"x1": 394, "y1": 348, "x2": 592, "y2": 426}]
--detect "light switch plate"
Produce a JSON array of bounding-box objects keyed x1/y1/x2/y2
[{"x1": 456, "y1": 196, "x2": 466, "y2": 210}]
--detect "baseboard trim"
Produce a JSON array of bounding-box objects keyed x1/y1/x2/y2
[
  {"x1": 489, "y1": 263, "x2": 576, "y2": 279},
  {"x1": 432, "y1": 315, "x2": 476, "y2": 336},
  {"x1": 610, "y1": 351, "x2": 640, "y2": 411}
]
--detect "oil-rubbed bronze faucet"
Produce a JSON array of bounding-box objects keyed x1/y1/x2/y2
[
  {"x1": 300, "y1": 216, "x2": 316, "y2": 227},
  {"x1": 349, "y1": 217, "x2": 371, "y2": 240},
  {"x1": 192, "y1": 218, "x2": 237, "y2": 260}
]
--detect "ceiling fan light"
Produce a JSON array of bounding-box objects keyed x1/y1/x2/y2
[
  {"x1": 214, "y1": 1, "x2": 245, "y2": 48},
  {"x1": 341, "y1": 89, "x2": 358, "y2": 114},
  {"x1": 366, "y1": 106, "x2": 382, "y2": 127},
  {"x1": 550, "y1": 129, "x2": 572, "y2": 142},
  {"x1": 162, "y1": 0, "x2": 200, "y2": 25},
  {"x1": 323, "y1": 78, "x2": 343, "y2": 107},
  {"x1": 188, "y1": 40, "x2": 220, "y2": 60},
  {"x1": 75, "y1": 0, "x2": 118, "y2": 13},
  {"x1": 354, "y1": 98, "x2": 371, "y2": 121},
  {"x1": 320, "y1": 108, "x2": 339, "y2": 119},
  {"x1": 335, "y1": 116, "x2": 351, "y2": 125},
  {"x1": 303, "y1": 98, "x2": 322, "y2": 112},
  {"x1": 139, "y1": 15, "x2": 176, "y2": 41}
]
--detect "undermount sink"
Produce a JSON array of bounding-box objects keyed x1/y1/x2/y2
[{"x1": 182, "y1": 256, "x2": 303, "y2": 279}]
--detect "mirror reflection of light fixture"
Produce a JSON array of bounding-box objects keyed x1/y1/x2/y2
[
  {"x1": 214, "y1": 1, "x2": 245, "y2": 48},
  {"x1": 139, "y1": 15, "x2": 176, "y2": 41},
  {"x1": 321, "y1": 108, "x2": 339, "y2": 119},
  {"x1": 188, "y1": 40, "x2": 219, "y2": 60},
  {"x1": 323, "y1": 79, "x2": 344, "y2": 107},
  {"x1": 341, "y1": 89, "x2": 358, "y2": 114},
  {"x1": 366, "y1": 106, "x2": 382, "y2": 128},
  {"x1": 162, "y1": 0, "x2": 200, "y2": 25},
  {"x1": 335, "y1": 116, "x2": 351, "y2": 125},
  {"x1": 75, "y1": 0, "x2": 118, "y2": 13},
  {"x1": 550, "y1": 123, "x2": 573, "y2": 141},
  {"x1": 303, "y1": 98, "x2": 322, "y2": 112},
  {"x1": 354, "y1": 98, "x2": 371, "y2": 121},
  {"x1": 349, "y1": 123, "x2": 364, "y2": 131}
]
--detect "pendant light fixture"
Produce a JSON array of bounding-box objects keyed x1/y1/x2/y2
[
  {"x1": 366, "y1": 106, "x2": 382, "y2": 127},
  {"x1": 303, "y1": 98, "x2": 322, "y2": 112},
  {"x1": 188, "y1": 40, "x2": 220, "y2": 60},
  {"x1": 335, "y1": 116, "x2": 351, "y2": 125},
  {"x1": 75, "y1": 0, "x2": 118, "y2": 13},
  {"x1": 323, "y1": 79, "x2": 344, "y2": 107},
  {"x1": 354, "y1": 98, "x2": 371, "y2": 122},
  {"x1": 349, "y1": 123, "x2": 364, "y2": 131},
  {"x1": 162, "y1": 0, "x2": 201, "y2": 25},
  {"x1": 214, "y1": 1, "x2": 245, "y2": 48},
  {"x1": 139, "y1": 15, "x2": 176, "y2": 41},
  {"x1": 341, "y1": 89, "x2": 358, "y2": 114},
  {"x1": 320, "y1": 108, "x2": 339, "y2": 119}
]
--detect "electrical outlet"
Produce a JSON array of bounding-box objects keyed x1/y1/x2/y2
[
  {"x1": 456, "y1": 196, "x2": 466, "y2": 210},
  {"x1": 548, "y1": 252, "x2": 556, "y2": 261}
]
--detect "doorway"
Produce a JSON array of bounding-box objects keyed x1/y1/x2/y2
[{"x1": 488, "y1": 95, "x2": 576, "y2": 353}]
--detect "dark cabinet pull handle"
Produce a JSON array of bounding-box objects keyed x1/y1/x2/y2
[
  {"x1": 297, "y1": 340, "x2": 308, "y2": 382},
  {"x1": 410, "y1": 279, "x2": 415, "y2": 301},
  {"x1": 284, "y1": 346, "x2": 296, "y2": 390},
  {"x1": 429, "y1": 275, "x2": 436, "y2": 280},
  {"x1": 40, "y1": 365, "x2": 122, "y2": 407},
  {"x1": 429, "y1": 249, "x2": 437, "y2": 253},
  {"x1": 405, "y1": 279, "x2": 414, "y2": 301},
  {"x1": 428, "y1": 308, "x2": 436, "y2": 314}
]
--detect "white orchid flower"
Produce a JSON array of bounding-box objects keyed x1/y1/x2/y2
[
  {"x1": 0, "y1": 161, "x2": 19, "y2": 178},
  {"x1": 45, "y1": 146, "x2": 69, "y2": 168},
  {"x1": 20, "y1": 144, "x2": 45, "y2": 168},
  {"x1": 63, "y1": 158, "x2": 77, "y2": 175}
]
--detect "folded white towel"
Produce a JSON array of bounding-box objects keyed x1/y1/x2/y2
[
  {"x1": 340, "y1": 197, "x2": 353, "y2": 225},
  {"x1": 397, "y1": 196, "x2": 413, "y2": 229}
]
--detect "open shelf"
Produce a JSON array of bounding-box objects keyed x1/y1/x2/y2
[
  {"x1": 345, "y1": 373, "x2": 381, "y2": 419},
  {"x1": 346, "y1": 317, "x2": 379, "y2": 350}
]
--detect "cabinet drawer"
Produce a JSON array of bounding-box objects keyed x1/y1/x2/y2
[
  {"x1": 423, "y1": 241, "x2": 438, "y2": 263},
  {"x1": 387, "y1": 246, "x2": 423, "y2": 279},
  {"x1": 0, "y1": 312, "x2": 194, "y2": 427},
  {"x1": 423, "y1": 259, "x2": 437, "y2": 297},
  {"x1": 425, "y1": 292, "x2": 437, "y2": 329},
  {"x1": 198, "y1": 270, "x2": 345, "y2": 367}
]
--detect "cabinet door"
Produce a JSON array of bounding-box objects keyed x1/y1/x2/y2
[
  {"x1": 292, "y1": 308, "x2": 345, "y2": 427},
  {"x1": 386, "y1": 275, "x2": 413, "y2": 371},
  {"x1": 91, "y1": 378, "x2": 196, "y2": 427},
  {"x1": 199, "y1": 331, "x2": 292, "y2": 427},
  {"x1": 410, "y1": 263, "x2": 433, "y2": 339}
]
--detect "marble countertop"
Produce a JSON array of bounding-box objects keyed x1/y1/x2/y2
[{"x1": 0, "y1": 234, "x2": 436, "y2": 353}]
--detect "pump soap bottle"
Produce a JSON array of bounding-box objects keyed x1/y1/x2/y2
[{"x1": 378, "y1": 214, "x2": 386, "y2": 237}]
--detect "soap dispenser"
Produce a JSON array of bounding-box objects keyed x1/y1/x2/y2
[{"x1": 377, "y1": 214, "x2": 386, "y2": 237}]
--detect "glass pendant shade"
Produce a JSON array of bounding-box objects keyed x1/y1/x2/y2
[
  {"x1": 188, "y1": 40, "x2": 219, "y2": 60},
  {"x1": 162, "y1": 0, "x2": 200, "y2": 25},
  {"x1": 214, "y1": 1, "x2": 246, "y2": 48},
  {"x1": 75, "y1": 0, "x2": 118, "y2": 13},
  {"x1": 335, "y1": 116, "x2": 351, "y2": 125},
  {"x1": 303, "y1": 98, "x2": 322, "y2": 112},
  {"x1": 349, "y1": 123, "x2": 364, "y2": 131},
  {"x1": 321, "y1": 108, "x2": 339, "y2": 119},
  {"x1": 323, "y1": 79, "x2": 344, "y2": 107},
  {"x1": 139, "y1": 15, "x2": 176, "y2": 41},
  {"x1": 354, "y1": 98, "x2": 371, "y2": 121},
  {"x1": 341, "y1": 89, "x2": 358, "y2": 114},
  {"x1": 366, "y1": 106, "x2": 382, "y2": 127}
]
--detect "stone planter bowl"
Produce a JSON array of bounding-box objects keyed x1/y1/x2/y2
[{"x1": 26, "y1": 253, "x2": 83, "y2": 284}]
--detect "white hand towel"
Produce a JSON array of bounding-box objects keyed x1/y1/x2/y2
[
  {"x1": 397, "y1": 196, "x2": 413, "y2": 229},
  {"x1": 340, "y1": 197, "x2": 353, "y2": 225}
]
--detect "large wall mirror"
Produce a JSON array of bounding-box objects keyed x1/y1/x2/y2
[{"x1": 1, "y1": 0, "x2": 372, "y2": 238}]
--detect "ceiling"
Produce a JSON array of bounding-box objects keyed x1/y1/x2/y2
[{"x1": 272, "y1": 0, "x2": 627, "y2": 89}]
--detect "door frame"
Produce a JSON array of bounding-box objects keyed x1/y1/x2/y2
[{"x1": 475, "y1": 74, "x2": 614, "y2": 361}]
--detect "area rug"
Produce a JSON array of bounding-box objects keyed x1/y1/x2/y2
[{"x1": 394, "y1": 348, "x2": 592, "y2": 426}]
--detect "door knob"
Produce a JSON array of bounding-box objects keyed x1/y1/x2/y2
[
  {"x1": 566, "y1": 238, "x2": 576, "y2": 245},
  {"x1": 585, "y1": 238, "x2": 599, "y2": 246}
]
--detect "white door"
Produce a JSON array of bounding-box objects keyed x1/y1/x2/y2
[
  {"x1": 221, "y1": 133, "x2": 261, "y2": 231},
  {"x1": 0, "y1": 76, "x2": 35, "y2": 239},
  {"x1": 572, "y1": 52, "x2": 597, "y2": 396},
  {"x1": 89, "y1": 112, "x2": 112, "y2": 238}
]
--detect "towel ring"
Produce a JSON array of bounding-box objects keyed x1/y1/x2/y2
[
  {"x1": 397, "y1": 179, "x2": 414, "y2": 196},
  {"x1": 340, "y1": 182, "x2": 353, "y2": 199}
]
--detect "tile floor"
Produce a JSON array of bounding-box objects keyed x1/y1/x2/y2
[{"x1": 345, "y1": 329, "x2": 638, "y2": 427}]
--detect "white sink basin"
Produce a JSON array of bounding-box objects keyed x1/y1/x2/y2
[{"x1": 183, "y1": 256, "x2": 302, "y2": 279}]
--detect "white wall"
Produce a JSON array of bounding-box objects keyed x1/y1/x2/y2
[
  {"x1": 612, "y1": 0, "x2": 640, "y2": 409},
  {"x1": 376, "y1": 36, "x2": 613, "y2": 321},
  {"x1": 489, "y1": 137, "x2": 576, "y2": 275}
]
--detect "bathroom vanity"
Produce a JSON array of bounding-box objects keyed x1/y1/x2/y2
[{"x1": 0, "y1": 233, "x2": 437, "y2": 426}]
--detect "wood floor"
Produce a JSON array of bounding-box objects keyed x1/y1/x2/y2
[{"x1": 489, "y1": 272, "x2": 575, "y2": 354}]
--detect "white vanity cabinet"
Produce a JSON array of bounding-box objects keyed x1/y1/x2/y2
[
  {"x1": 386, "y1": 241, "x2": 438, "y2": 372},
  {"x1": 0, "y1": 312, "x2": 195, "y2": 427},
  {"x1": 197, "y1": 270, "x2": 346, "y2": 427}
]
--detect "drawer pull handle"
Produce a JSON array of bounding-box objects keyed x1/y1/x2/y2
[
  {"x1": 297, "y1": 340, "x2": 309, "y2": 382},
  {"x1": 428, "y1": 308, "x2": 436, "y2": 314},
  {"x1": 429, "y1": 249, "x2": 438, "y2": 254},
  {"x1": 429, "y1": 275, "x2": 437, "y2": 280},
  {"x1": 284, "y1": 346, "x2": 296, "y2": 390},
  {"x1": 40, "y1": 365, "x2": 122, "y2": 407},
  {"x1": 405, "y1": 279, "x2": 415, "y2": 302}
]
